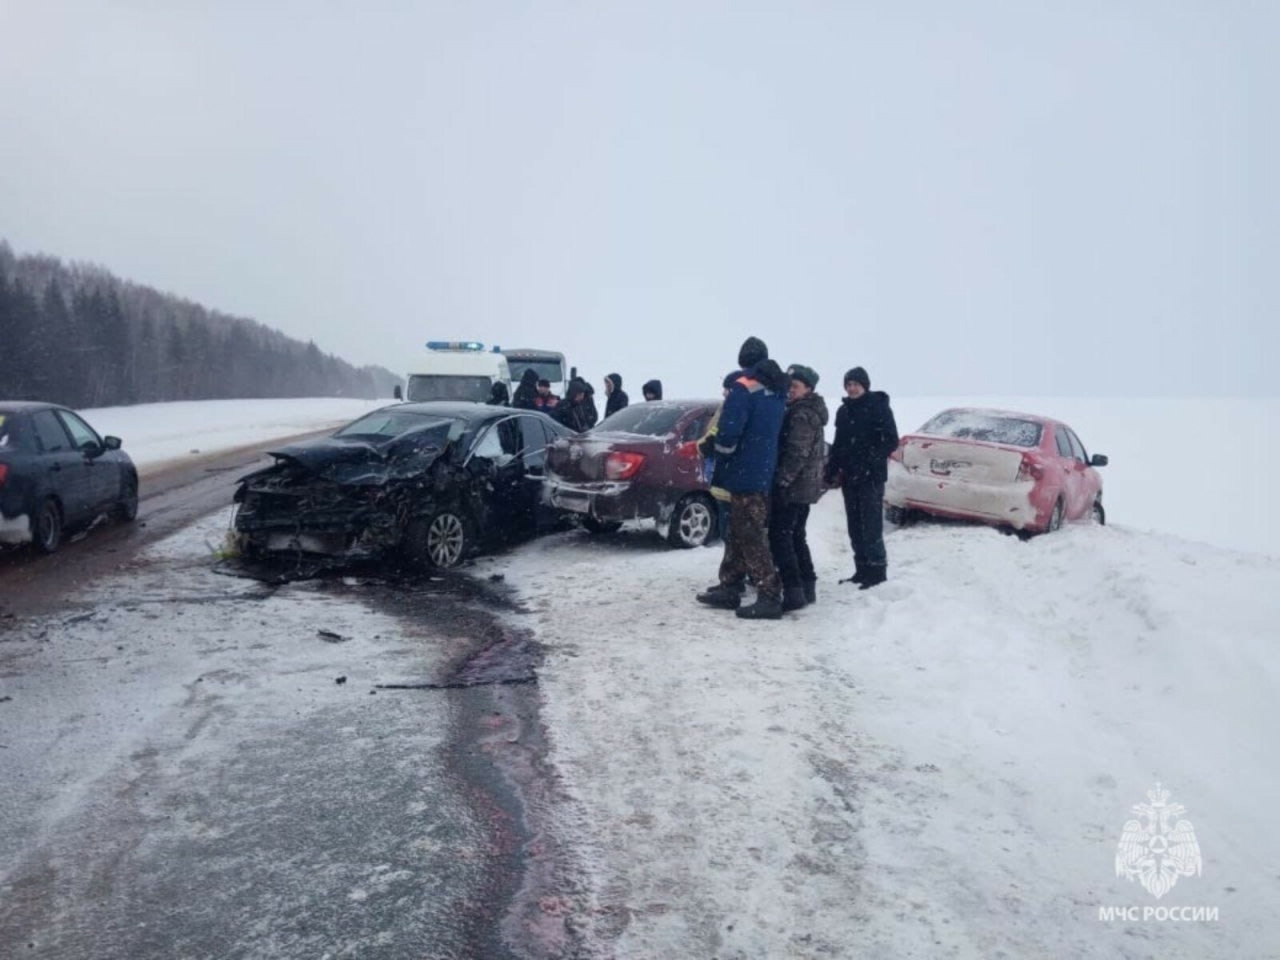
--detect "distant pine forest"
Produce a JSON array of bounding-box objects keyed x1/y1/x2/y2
[{"x1": 0, "y1": 241, "x2": 401, "y2": 409}]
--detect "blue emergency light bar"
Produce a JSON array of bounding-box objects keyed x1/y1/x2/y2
[{"x1": 425, "y1": 340, "x2": 485, "y2": 351}]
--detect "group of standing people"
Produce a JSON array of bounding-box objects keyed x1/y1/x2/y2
[
  {"x1": 696, "y1": 336, "x2": 899, "y2": 620},
  {"x1": 494, "y1": 368, "x2": 665, "y2": 433}
]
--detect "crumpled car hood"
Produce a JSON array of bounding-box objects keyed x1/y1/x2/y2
[{"x1": 250, "y1": 426, "x2": 453, "y2": 486}]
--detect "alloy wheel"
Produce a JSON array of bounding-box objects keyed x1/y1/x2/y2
[
  {"x1": 677, "y1": 500, "x2": 713, "y2": 547},
  {"x1": 426, "y1": 512, "x2": 466, "y2": 567}
]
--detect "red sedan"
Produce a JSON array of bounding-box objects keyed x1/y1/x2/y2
[
  {"x1": 544, "y1": 400, "x2": 720, "y2": 547},
  {"x1": 883, "y1": 408, "x2": 1108, "y2": 534}
]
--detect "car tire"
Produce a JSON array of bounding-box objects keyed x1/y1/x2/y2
[
  {"x1": 34, "y1": 498, "x2": 63, "y2": 554},
  {"x1": 1047, "y1": 498, "x2": 1065, "y2": 533},
  {"x1": 582, "y1": 515, "x2": 623, "y2": 535},
  {"x1": 1092, "y1": 497, "x2": 1106, "y2": 526},
  {"x1": 115, "y1": 474, "x2": 139, "y2": 522},
  {"x1": 406, "y1": 508, "x2": 474, "y2": 569},
  {"x1": 668, "y1": 494, "x2": 717, "y2": 549},
  {"x1": 885, "y1": 504, "x2": 919, "y2": 526}
]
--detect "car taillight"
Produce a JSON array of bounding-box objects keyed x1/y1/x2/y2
[
  {"x1": 605, "y1": 452, "x2": 645, "y2": 480},
  {"x1": 0, "y1": 463, "x2": 7, "y2": 487},
  {"x1": 1017, "y1": 456, "x2": 1043, "y2": 482},
  {"x1": 676, "y1": 441, "x2": 700, "y2": 459}
]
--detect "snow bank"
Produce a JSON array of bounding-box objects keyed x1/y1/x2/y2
[
  {"x1": 79, "y1": 398, "x2": 386, "y2": 473},
  {"x1": 491, "y1": 501, "x2": 1280, "y2": 957}
]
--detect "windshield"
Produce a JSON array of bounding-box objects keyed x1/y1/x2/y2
[
  {"x1": 595, "y1": 404, "x2": 687, "y2": 437},
  {"x1": 406, "y1": 375, "x2": 493, "y2": 402},
  {"x1": 920, "y1": 410, "x2": 1043, "y2": 447},
  {"x1": 335, "y1": 410, "x2": 453, "y2": 439},
  {"x1": 506, "y1": 359, "x2": 564, "y2": 384}
]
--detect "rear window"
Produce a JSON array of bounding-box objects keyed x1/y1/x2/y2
[
  {"x1": 920, "y1": 410, "x2": 1043, "y2": 448},
  {"x1": 595, "y1": 404, "x2": 688, "y2": 437},
  {"x1": 406, "y1": 375, "x2": 493, "y2": 402},
  {"x1": 336, "y1": 410, "x2": 453, "y2": 439}
]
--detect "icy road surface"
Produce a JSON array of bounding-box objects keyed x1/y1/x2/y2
[{"x1": 0, "y1": 510, "x2": 584, "y2": 960}]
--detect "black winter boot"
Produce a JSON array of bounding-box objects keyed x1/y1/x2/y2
[
  {"x1": 802, "y1": 580, "x2": 817, "y2": 604},
  {"x1": 858, "y1": 564, "x2": 887, "y2": 590},
  {"x1": 839, "y1": 563, "x2": 865, "y2": 585},
  {"x1": 781, "y1": 586, "x2": 808, "y2": 612},
  {"x1": 697, "y1": 582, "x2": 745, "y2": 609},
  {"x1": 735, "y1": 593, "x2": 783, "y2": 620}
]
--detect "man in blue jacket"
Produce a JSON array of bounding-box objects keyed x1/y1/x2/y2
[{"x1": 696, "y1": 336, "x2": 790, "y2": 619}]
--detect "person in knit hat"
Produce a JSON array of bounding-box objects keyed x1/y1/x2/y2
[
  {"x1": 824, "y1": 365, "x2": 899, "y2": 588},
  {"x1": 696, "y1": 337, "x2": 789, "y2": 620},
  {"x1": 769, "y1": 364, "x2": 829, "y2": 610}
]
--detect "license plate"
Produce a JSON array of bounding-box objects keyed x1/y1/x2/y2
[
  {"x1": 554, "y1": 494, "x2": 591, "y2": 514},
  {"x1": 267, "y1": 532, "x2": 338, "y2": 554}
]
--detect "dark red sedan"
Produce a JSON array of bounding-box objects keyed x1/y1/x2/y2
[{"x1": 544, "y1": 400, "x2": 720, "y2": 547}]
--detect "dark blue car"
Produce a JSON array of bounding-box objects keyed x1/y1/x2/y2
[{"x1": 0, "y1": 402, "x2": 139, "y2": 553}]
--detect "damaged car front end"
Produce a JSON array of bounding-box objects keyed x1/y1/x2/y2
[
  {"x1": 232, "y1": 403, "x2": 571, "y2": 569},
  {"x1": 234, "y1": 409, "x2": 475, "y2": 566}
]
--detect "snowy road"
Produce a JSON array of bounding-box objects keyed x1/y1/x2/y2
[
  {"x1": 3, "y1": 482, "x2": 1278, "y2": 958},
  {"x1": 0, "y1": 508, "x2": 584, "y2": 960},
  {"x1": 495, "y1": 499, "x2": 1280, "y2": 958}
]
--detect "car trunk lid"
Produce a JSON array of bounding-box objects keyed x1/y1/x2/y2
[
  {"x1": 546, "y1": 432, "x2": 673, "y2": 482},
  {"x1": 901, "y1": 436, "x2": 1026, "y2": 484}
]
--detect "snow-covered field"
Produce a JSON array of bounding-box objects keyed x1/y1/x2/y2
[
  {"x1": 489, "y1": 498, "x2": 1280, "y2": 957},
  {"x1": 79, "y1": 398, "x2": 386, "y2": 473}
]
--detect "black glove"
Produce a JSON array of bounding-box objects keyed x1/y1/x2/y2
[{"x1": 698, "y1": 435, "x2": 716, "y2": 457}]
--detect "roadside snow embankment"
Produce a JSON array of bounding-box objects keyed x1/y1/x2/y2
[
  {"x1": 81, "y1": 398, "x2": 385, "y2": 474},
  {"x1": 492, "y1": 499, "x2": 1280, "y2": 958}
]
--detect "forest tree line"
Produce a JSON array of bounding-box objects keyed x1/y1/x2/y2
[{"x1": 0, "y1": 241, "x2": 402, "y2": 409}]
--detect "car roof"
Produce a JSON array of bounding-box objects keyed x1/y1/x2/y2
[{"x1": 0, "y1": 401, "x2": 66, "y2": 415}]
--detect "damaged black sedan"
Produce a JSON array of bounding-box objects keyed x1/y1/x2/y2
[{"x1": 232, "y1": 402, "x2": 574, "y2": 568}]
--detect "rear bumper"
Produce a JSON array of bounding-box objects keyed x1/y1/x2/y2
[
  {"x1": 0, "y1": 512, "x2": 32, "y2": 546},
  {"x1": 886, "y1": 467, "x2": 1041, "y2": 530},
  {"x1": 545, "y1": 477, "x2": 654, "y2": 523}
]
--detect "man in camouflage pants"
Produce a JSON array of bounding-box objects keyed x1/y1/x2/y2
[{"x1": 695, "y1": 336, "x2": 790, "y2": 620}]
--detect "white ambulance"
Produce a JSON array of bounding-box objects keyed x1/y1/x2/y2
[{"x1": 402, "y1": 341, "x2": 511, "y2": 402}]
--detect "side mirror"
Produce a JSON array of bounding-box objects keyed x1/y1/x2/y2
[
  {"x1": 393, "y1": 385, "x2": 404, "y2": 401},
  {"x1": 1090, "y1": 453, "x2": 1108, "y2": 467},
  {"x1": 103, "y1": 436, "x2": 122, "y2": 451}
]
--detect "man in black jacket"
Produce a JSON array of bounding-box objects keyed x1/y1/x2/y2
[
  {"x1": 825, "y1": 366, "x2": 898, "y2": 588},
  {"x1": 556, "y1": 377, "x2": 599, "y2": 432},
  {"x1": 770, "y1": 364, "x2": 829, "y2": 610},
  {"x1": 603, "y1": 373, "x2": 629, "y2": 418},
  {"x1": 642, "y1": 379, "x2": 663, "y2": 401}
]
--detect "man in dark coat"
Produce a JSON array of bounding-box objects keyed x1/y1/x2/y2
[
  {"x1": 511, "y1": 368, "x2": 539, "y2": 410},
  {"x1": 825, "y1": 366, "x2": 899, "y2": 588},
  {"x1": 603, "y1": 373, "x2": 629, "y2": 418},
  {"x1": 556, "y1": 377, "x2": 599, "y2": 432},
  {"x1": 769, "y1": 364, "x2": 829, "y2": 610},
  {"x1": 642, "y1": 379, "x2": 663, "y2": 401},
  {"x1": 487, "y1": 381, "x2": 510, "y2": 406},
  {"x1": 696, "y1": 336, "x2": 789, "y2": 620}
]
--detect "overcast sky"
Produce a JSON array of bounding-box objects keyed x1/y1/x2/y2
[{"x1": 1, "y1": 1, "x2": 1273, "y2": 399}]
